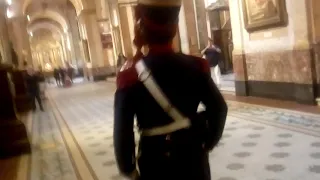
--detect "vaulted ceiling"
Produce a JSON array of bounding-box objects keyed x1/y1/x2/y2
[{"x1": 1, "y1": 0, "x2": 128, "y2": 66}]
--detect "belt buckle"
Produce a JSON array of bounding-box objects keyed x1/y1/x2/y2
[
  {"x1": 138, "y1": 70, "x2": 151, "y2": 82},
  {"x1": 166, "y1": 134, "x2": 171, "y2": 141},
  {"x1": 164, "y1": 104, "x2": 172, "y2": 113}
]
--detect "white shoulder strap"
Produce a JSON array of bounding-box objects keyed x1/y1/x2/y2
[{"x1": 135, "y1": 60, "x2": 189, "y2": 123}]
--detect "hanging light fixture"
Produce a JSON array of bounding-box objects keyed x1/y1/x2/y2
[
  {"x1": 67, "y1": 38, "x2": 71, "y2": 51},
  {"x1": 6, "y1": 8, "x2": 14, "y2": 18},
  {"x1": 6, "y1": 0, "x2": 12, "y2": 6},
  {"x1": 112, "y1": 9, "x2": 119, "y2": 27}
]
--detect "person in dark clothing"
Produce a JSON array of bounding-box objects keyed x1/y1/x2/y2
[
  {"x1": 37, "y1": 68, "x2": 46, "y2": 100},
  {"x1": 201, "y1": 39, "x2": 222, "y2": 86},
  {"x1": 66, "y1": 64, "x2": 74, "y2": 83},
  {"x1": 59, "y1": 67, "x2": 65, "y2": 86},
  {"x1": 25, "y1": 68, "x2": 44, "y2": 111},
  {"x1": 113, "y1": 1, "x2": 228, "y2": 180},
  {"x1": 117, "y1": 53, "x2": 127, "y2": 72},
  {"x1": 53, "y1": 68, "x2": 61, "y2": 86}
]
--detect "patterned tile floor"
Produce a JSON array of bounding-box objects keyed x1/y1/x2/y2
[{"x1": 25, "y1": 82, "x2": 320, "y2": 180}]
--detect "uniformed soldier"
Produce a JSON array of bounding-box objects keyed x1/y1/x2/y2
[{"x1": 113, "y1": 0, "x2": 228, "y2": 179}]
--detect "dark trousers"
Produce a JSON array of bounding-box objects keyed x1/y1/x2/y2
[
  {"x1": 138, "y1": 130, "x2": 211, "y2": 180},
  {"x1": 68, "y1": 74, "x2": 73, "y2": 83},
  {"x1": 30, "y1": 92, "x2": 43, "y2": 110},
  {"x1": 61, "y1": 76, "x2": 65, "y2": 85},
  {"x1": 55, "y1": 77, "x2": 61, "y2": 86}
]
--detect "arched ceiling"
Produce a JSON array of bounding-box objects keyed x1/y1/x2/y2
[
  {"x1": 22, "y1": 0, "x2": 85, "y2": 16},
  {"x1": 28, "y1": 9, "x2": 69, "y2": 30},
  {"x1": 28, "y1": 18, "x2": 64, "y2": 31},
  {"x1": 27, "y1": 20, "x2": 64, "y2": 40}
]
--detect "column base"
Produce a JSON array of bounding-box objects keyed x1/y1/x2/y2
[
  {"x1": 294, "y1": 83, "x2": 316, "y2": 105},
  {"x1": 317, "y1": 83, "x2": 320, "y2": 97},
  {"x1": 15, "y1": 95, "x2": 32, "y2": 113},
  {"x1": 92, "y1": 66, "x2": 116, "y2": 81},
  {"x1": 237, "y1": 80, "x2": 316, "y2": 105},
  {"x1": 12, "y1": 71, "x2": 33, "y2": 112},
  {"x1": 235, "y1": 80, "x2": 248, "y2": 96},
  {"x1": 0, "y1": 119, "x2": 31, "y2": 159}
]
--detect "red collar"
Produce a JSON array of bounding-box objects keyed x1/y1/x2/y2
[{"x1": 148, "y1": 43, "x2": 174, "y2": 55}]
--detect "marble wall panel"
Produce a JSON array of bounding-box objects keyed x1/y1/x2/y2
[
  {"x1": 245, "y1": 51, "x2": 292, "y2": 83},
  {"x1": 244, "y1": 49, "x2": 313, "y2": 84},
  {"x1": 233, "y1": 54, "x2": 247, "y2": 81},
  {"x1": 290, "y1": 49, "x2": 313, "y2": 84},
  {"x1": 314, "y1": 43, "x2": 320, "y2": 84}
]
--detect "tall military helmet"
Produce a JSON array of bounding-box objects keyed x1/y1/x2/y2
[{"x1": 135, "y1": 0, "x2": 182, "y2": 45}]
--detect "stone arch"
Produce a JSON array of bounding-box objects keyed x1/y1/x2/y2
[
  {"x1": 22, "y1": 0, "x2": 85, "y2": 15},
  {"x1": 28, "y1": 10, "x2": 69, "y2": 31},
  {"x1": 27, "y1": 21, "x2": 64, "y2": 38},
  {"x1": 27, "y1": 21, "x2": 68, "y2": 68}
]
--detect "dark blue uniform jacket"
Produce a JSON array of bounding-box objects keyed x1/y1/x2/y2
[{"x1": 114, "y1": 47, "x2": 228, "y2": 177}]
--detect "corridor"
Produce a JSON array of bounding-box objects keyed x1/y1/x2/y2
[
  {"x1": 1, "y1": 0, "x2": 320, "y2": 179},
  {"x1": 3, "y1": 82, "x2": 320, "y2": 180}
]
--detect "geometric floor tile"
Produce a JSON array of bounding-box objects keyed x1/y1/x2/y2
[
  {"x1": 29, "y1": 103, "x2": 78, "y2": 180},
  {"x1": 25, "y1": 82, "x2": 320, "y2": 180}
]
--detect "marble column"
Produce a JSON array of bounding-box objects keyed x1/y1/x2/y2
[
  {"x1": 37, "y1": 52, "x2": 42, "y2": 68},
  {"x1": 78, "y1": 9, "x2": 104, "y2": 68},
  {"x1": 229, "y1": 0, "x2": 248, "y2": 96},
  {"x1": 62, "y1": 35, "x2": 70, "y2": 65},
  {"x1": 10, "y1": 17, "x2": 32, "y2": 68},
  {"x1": 178, "y1": 0, "x2": 200, "y2": 56},
  {"x1": 0, "y1": 64, "x2": 31, "y2": 158},
  {"x1": 0, "y1": 9, "x2": 12, "y2": 64},
  {"x1": 114, "y1": 3, "x2": 126, "y2": 55},
  {"x1": 59, "y1": 46, "x2": 65, "y2": 67},
  {"x1": 66, "y1": 8, "x2": 82, "y2": 67},
  {"x1": 308, "y1": 0, "x2": 320, "y2": 97},
  {"x1": 77, "y1": 21, "x2": 88, "y2": 68},
  {"x1": 118, "y1": 4, "x2": 135, "y2": 58},
  {"x1": 67, "y1": 31, "x2": 76, "y2": 65},
  {"x1": 0, "y1": 7, "x2": 31, "y2": 155},
  {"x1": 64, "y1": 35, "x2": 72, "y2": 64},
  {"x1": 193, "y1": 0, "x2": 208, "y2": 51},
  {"x1": 32, "y1": 51, "x2": 38, "y2": 68},
  {"x1": 107, "y1": 1, "x2": 122, "y2": 69}
]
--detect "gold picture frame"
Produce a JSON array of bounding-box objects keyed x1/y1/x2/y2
[{"x1": 242, "y1": 0, "x2": 287, "y2": 32}]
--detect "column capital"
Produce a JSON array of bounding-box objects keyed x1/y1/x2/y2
[
  {"x1": 97, "y1": 18, "x2": 109, "y2": 23},
  {"x1": 9, "y1": 15, "x2": 26, "y2": 21},
  {"x1": 78, "y1": 9, "x2": 96, "y2": 18},
  {"x1": 118, "y1": 1, "x2": 138, "y2": 7}
]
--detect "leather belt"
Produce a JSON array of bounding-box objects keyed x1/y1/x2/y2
[{"x1": 141, "y1": 120, "x2": 190, "y2": 136}]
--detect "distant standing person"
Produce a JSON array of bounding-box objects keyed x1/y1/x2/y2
[
  {"x1": 59, "y1": 67, "x2": 65, "y2": 86},
  {"x1": 66, "y1": 64, "x2": 74, "y2": 83},
  {"x1": 53, "y1": 68, "x2": 61, "y2": 86},
  {"x1": 25, "y1": 68, "x2": 44, "y2": 111},
  {"x1": 117, "y1": 53, "x2": 127, "y2": 72},
  {"x1": 37, "y1": 67, "x2": 47, "y2": 100},
  {"x1": 201, "y1": 38, "x2": 222, "y2": 87}
]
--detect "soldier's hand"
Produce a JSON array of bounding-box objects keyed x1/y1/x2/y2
[
  {"x1": 131, "y1": 169, "x2": 140, "y2": 180},
  {"x1": 122, "y1": 169, "x2": 140, "y2": 180}
]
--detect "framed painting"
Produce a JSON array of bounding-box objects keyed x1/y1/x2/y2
[{"x1": 242, "y1": 0, "x2": 287, "y2": 32}]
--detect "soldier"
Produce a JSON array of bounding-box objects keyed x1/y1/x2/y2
[{"x1": 113, "y1": 0, "x2": 228, "y2": 180}]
